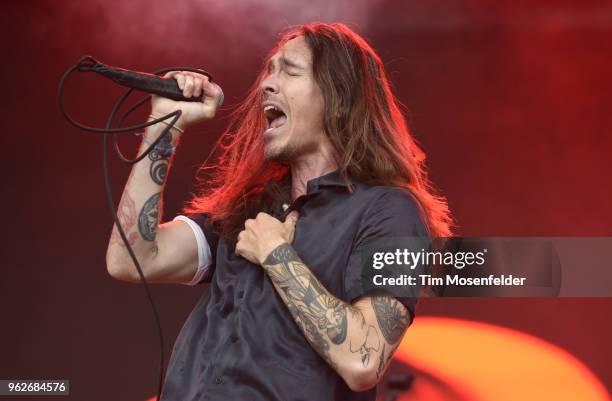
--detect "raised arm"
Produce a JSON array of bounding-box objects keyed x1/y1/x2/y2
[{"x1": 105, "y1": 71, "x2": 223, "y2": 284}]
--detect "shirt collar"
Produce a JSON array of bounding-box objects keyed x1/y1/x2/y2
[
  {"x1": 275, "y1": 169, "x2": 355, "y2": 219},
  {"x1": 305, "y1": 169, "x2": 355, "y2": 194}
]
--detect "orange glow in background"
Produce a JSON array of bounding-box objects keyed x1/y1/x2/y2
[{"x1": 394, "y1": 317, "x2": 611, "y2": 401}]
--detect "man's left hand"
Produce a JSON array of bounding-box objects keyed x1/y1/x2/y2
[{"x1": 235, "y1": 211, "x2": 299, "y2": 265}]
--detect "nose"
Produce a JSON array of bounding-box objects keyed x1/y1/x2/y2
[{"x1": 260, "y1": 72, "x2": 279, "y2": 95}]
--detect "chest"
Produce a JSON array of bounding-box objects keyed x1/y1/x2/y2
[{"x1": 216, "y1": 191, "x2": 368, "y2": 299}]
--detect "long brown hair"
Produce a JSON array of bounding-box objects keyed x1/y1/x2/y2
[{"x1": 185, "y1": 22, "x2": 454, "y2": 242}]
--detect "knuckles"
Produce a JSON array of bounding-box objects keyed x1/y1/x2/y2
[{"x1": 256, "y1": 212, "x2": 272, "y2": 221}]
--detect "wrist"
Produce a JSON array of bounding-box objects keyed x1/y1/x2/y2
[
  {"x1": 136, "y1": 131, "x2": 177, "y2": 157},
  {"x1": 260, "y1": 241, "x2": 292, "y2": 267},
  {"x1": 148, "y1": 113, "x2": 186, "y2": 135}
]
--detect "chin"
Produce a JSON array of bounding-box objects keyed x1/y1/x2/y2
[
  {"x1": 263, "y1": 141, "x2": 283, "y2": 161},
  {"x1": 263, "y1": 134, "x2": 290, "y2": 161},
  {"x1": 264, "y1": 141, "x2": 297, "y2": 162}
]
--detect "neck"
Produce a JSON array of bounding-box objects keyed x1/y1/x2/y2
[{"x1": 290, "y1": 154, "x2": 338, "y2": 201}]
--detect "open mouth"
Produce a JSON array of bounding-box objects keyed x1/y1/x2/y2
[{"x1": 263, "y1": 104, "x2": 287, "y2": 132}]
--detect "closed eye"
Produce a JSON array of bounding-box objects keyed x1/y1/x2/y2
[{"x1": 283, "y1": 67, "x2": 300, "y2": 77}]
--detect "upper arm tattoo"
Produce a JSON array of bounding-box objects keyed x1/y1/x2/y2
[{"x1": 138, "y1": 193, "x2": 160, "y2": 241}]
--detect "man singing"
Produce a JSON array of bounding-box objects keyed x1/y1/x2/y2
[{"x1": 106, "y1": 22, "x2": 453, "y2": 401}]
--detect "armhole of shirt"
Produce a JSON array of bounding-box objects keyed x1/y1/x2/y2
[{"x1": 173, "y1": 215, "x2": 213, "y2": 286}]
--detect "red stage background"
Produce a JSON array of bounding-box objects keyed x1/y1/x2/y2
[{"x1": 1, "y1": 1, "x2": 611, "y2": 400}]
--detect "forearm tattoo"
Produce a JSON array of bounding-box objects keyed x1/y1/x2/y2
[
  {"x1": 375, "y1": 341, "x2": 400, "y2": 379},
  {"x1": 138, "y1": 193, "x2": 160, "y2": 241},
  {"x1": 371, "y1": 296, "x2": 411, "y2": 378},
  {"x1": 110, "y1": 192, "x2": 139, "y2": 247},
  {"x1": 147, "y1": 132, "x2": 172, "y2": 185},
  {"x1": 348, "y1": 312, "x2": 381, "y2": 369},
  {"x1": 263, "y1": 244, "x2": 346, "y2": 370},
  {"x1": 376, "y1": 343, "x2": 386, "y2": 377},
  {"x1": 371, "y1": 297, "x2": 411, "y2": 344},
  {"x1": 263, "y1": 243, "x2": 405, "y2": 375}
]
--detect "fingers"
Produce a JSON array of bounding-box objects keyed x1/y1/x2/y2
[
  {"x1": 193, "y1": 76, "x2": 203, "y2": 97},
  {"x1": 235, "y1": 239, "x2": 244, "y2": 258},
  {"x1": 176, "y1": 74, "x2": 186, "y2": 92},
  {"x1": 284, "y1": 210, "x2": 300, "y2": 226},
  {"x1": 283, "y1": 211, "x2": 299, "y2": 245},
  {"x1": 184, "y1": 75, "x2": 194, "y2": 97},
  {"x1": 202, "y1": 79, "x2": 224, "y2": 107},
  {"x1": 167, "y1": 71, "x2": 210, "y2": 99},
  {"x1": 235, "y1": 230, "x2": 254, "y2": 262}
]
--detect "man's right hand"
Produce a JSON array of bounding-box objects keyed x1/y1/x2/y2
[{"x1": 151, "y1": 71, "x2": 224, "y2": 132}]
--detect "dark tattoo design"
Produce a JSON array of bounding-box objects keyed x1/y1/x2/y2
[
  {"x1": 263, "y1": 243, "x2": 393, "y2": 374},
  {"x1": 376, "y1": 343, "x2": 386, "y2": 377},
  {"x1": 110, "y1": 192, "x2": 139, "y2": 247},
  {"x1": 263, "y1": 246, "x2": 411, "y2": 378},
  {"x1": 263, "y1": 243, "x2": 350, "y2": 370},
  {"x1": 378, "y1": 341, "x2": 402, "y2": 379},
  {"x1": 371, "y1": 296, "x2": 411, "y2": 344},
  {"x1": 147, "y1": 133, "x2": 171, "y2": 185},
  {"x1": 349, "y1": 322, "x2": 380, "y2": 368},
  {"x1": 150, "y1": 160, "x2": 168, "y2": 185},
  {"x1": 137, "y1": 193, "x2": 160, "y2": 241},
  {"x1": 147, "y1": 132, "x2": 172, "y2": 161}
]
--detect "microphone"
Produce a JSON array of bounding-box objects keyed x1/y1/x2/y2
[{"x1": 84, "y1": 59, "x2": 223, "y2": 105}]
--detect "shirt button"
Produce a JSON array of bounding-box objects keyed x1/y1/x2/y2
[{"x1": 214, "y1": 376, "x2": 222, "y2": 384}]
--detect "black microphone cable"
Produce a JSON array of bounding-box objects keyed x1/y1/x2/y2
[{"x1": 58, "y1": 55, "x2": 216, "y2": 401}]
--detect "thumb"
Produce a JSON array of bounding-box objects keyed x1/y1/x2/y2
[
  {"x1": 202, "y1": 79, "x2": 224, "y2": 107},
  {"x1": 284, "y1": 210, "x2": 300, "y2": 227}
]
